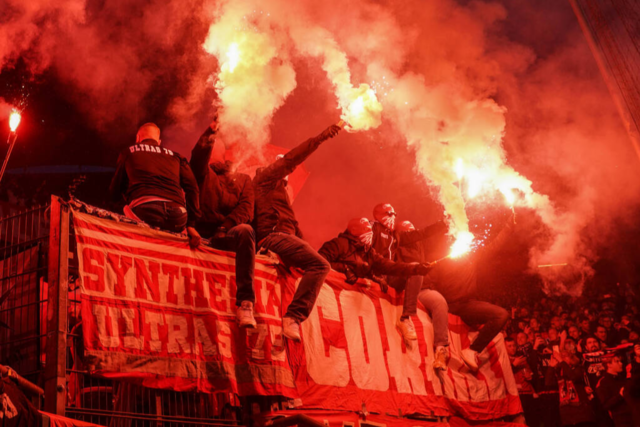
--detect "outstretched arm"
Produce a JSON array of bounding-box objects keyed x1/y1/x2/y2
[
  {"x1": 109, "y1": 151, "x2": 128, "y2": 203},
  {"x1": 256, "y1": 124, "x2": 342, "y2": 183},
  {"x1": 190, "y1": 126, "x2": 216, "y2": 187},
  {"x1": 399, "y1": 220, "x2": 448, "y2": 246}
]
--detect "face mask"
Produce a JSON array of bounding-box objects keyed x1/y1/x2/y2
[
  {"x1": 359, "y1": 231, "x2": 373, "y2": 248},
  {"x1": 381, "y1": 215, "x2": 395, "y2": 231}
]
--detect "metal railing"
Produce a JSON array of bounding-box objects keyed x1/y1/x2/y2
[
  {"x1": 1, "y1": 196, "x2": 244, "y2": 426},
  {"x1": 0, "y1": 203, "x2": 49, "y2": 408}
]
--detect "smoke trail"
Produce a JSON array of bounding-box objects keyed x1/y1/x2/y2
[{"x1": 202, "y1": 1, "x2": 297, "y2": 148}]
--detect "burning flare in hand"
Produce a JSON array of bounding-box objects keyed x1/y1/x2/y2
[
  {"x1": 449, "y1": 231, "x2": 474, "y2": 258},
  {"x1": 339, "y1": 84, "x2": 383, "y2": 132},
  {"x1": 9, "y1": 111, "x2": 21, "y2": 132}
]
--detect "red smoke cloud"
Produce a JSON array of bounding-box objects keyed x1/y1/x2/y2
[{"x1": 1, "y1": 0, "x2": 638, "y2": 293}]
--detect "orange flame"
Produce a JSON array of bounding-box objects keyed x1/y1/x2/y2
[
  {"x1": 9, "y1": 111, "x2": 21, "y2": 132},
  {"x1": 449, "y1": 231, "x2": 474, "y2": 258}
]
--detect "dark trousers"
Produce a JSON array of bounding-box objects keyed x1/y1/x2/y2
[
  {"x1": 260, "y1": 233, "x2": 330, "y2": 323},
  {"x1": 448, "y1": 299, "x2": 509, "y2": 352},
  {"x1": 209, "y1": 224, "x2": 256, "y2": 307},
  {"x1": 388, "y1": 275, "x2": 422, "y2": 318},
  {"x1": 520, "y1": 394, "x2": 541, "y2": 427},
  {"x1": 132, "y1": 201, "x2": 187, "y2": 233}
]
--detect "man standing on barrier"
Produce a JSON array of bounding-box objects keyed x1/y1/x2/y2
[
  {"x1": 253, "y1": 123, "x2": 342, "y2": 342},
  {"x1": 191, "y1": 114, "x2": 257, "y2": 328},
  {"x1": 109, "y1": 123, "x2": 201, "y2": 248}
]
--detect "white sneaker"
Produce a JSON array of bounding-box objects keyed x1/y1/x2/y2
[
  {"x1": 396, "y1": 317, "x2": 417, "y2": 341},
  {"x1": 282, "y1": 317, "x2": 301, "y2": 342},
  {"x1": 461, "y1": 348, "x2": 479, "y2": 372},
  {"x1": 236, "y1": 301, "x2": 257, "y2": 328},
  {"x1": 433, "y1": 345, "x2": 449, "y2": 371}
]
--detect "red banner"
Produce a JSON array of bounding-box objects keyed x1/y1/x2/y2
[{"x1": 73, "y1": 210, "x2": 522, "y2": 420}]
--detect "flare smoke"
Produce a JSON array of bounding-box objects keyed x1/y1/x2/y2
[{"x1": 1, "y1": 0, "x2": 637, "y2": 292}]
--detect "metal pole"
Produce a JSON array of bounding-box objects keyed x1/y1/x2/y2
[
  {"x1": 0, "y1": 132, "x2": 18, "y2": 185},
  {"x1": 44, "y1": 195, "x2": 69, "y2": 415}
]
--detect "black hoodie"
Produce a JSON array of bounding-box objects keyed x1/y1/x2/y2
[{"x1": 319, "y1": 231, "x2": 425, "y2": 279}]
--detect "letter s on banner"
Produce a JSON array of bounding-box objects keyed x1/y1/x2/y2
[{"x1": 302, "y1": 284, "x2": 349, "y2": 387}]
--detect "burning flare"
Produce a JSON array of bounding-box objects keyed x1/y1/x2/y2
[
  {"x1": 340, "y1": 85, "x2": 383, "y2": 132},
  {"x1": 449, "y1": 231, "x2": 474, "y2": 258},
  {"x1": 9, "y1": 111, "x2": 21, "y2": 132}
]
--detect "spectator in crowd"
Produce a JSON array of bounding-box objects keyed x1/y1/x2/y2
[
  {"x1": 596, "y1": 326, "x2": 609, "y2": 349},
  {"x1": 550, "y1": 351, "x2": 596, "y2": 427},
  {"x1": 596, "y1": 354, "x2": 633, "y2": 427},
  {"x1": 624, "y1": 344, "x2": 640, "y2": 426},
  {"x1": 109, "y1": 123, "x2": 201, "y2": 247},
  {"x1": 506, "y1": 337, "x2": 539, "y2": 426}
]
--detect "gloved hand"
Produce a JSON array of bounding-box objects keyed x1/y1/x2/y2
[
  {"x1": 344, "y1": 267, "x2": 359, "y2": 285},
  {"x1": 186, "y1": 227, "x2": 201, "y2": 249},
  {"x1": 413, "y1": 262, "x2": 434, "y2": 275},
  {"x1": 372, "y1": 275, "x2": 389, "y2": 293}
]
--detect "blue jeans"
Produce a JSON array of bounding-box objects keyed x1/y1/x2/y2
[
  {"x1": 388, "y1": 275, "x2": 423, "y2": 318},
  {"x1": 209, "y1": 224, "x2": 256, "y2": 306},
  {"x1": 132, "y1": 201, "x2": 187, "y2": 233},
  {"x1": 259, "y1": 233, "x2": 330, "y2": 323},
  {"x1": 418, "y1": 289, "x2": 450, "y2": 347}
]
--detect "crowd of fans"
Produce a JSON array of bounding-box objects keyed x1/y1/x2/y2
[{"x1": 502, "y1": 282, "x2": 640, "y2": 427}]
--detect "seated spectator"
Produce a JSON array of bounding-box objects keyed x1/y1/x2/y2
[{"x1": 109, "y1": 123, "x2": 201, "y2": 247}]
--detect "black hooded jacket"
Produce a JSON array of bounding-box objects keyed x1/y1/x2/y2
[
  {"x1": 190, "y1": 128, "x2": 254, "y2": 237},
  {"x1": 371, "y1": 220, "x2": 448, "y2": 261},
  {"x1": 319, "y1": 231, "x2": 425, "y2": 279},
  {"x1": 253, "y1": 131, "x2": 332, "y2": 243},
  {"x1": 109, "y1": 140, "x2": 201, "y2": 226},
  {"x1": 424, "y1": 222, "x2": 513, "y2": 302}
]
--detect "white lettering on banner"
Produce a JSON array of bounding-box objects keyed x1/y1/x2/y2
[
  {"x1": 194, "y1": 318, "x2": 217, "y2": 356},
  {"x1": 166, "y1": 314, "x2": 191, "y2": 354},
  {"x1": 340, "y1": 291, "x2": 389, "y2": 391},
  {"x1": 93, "y1": 305, "x2": 120, "y2": 347},
  {"x1": 83, "y1": 249, "x2": 239, "y2": 314},
  {"x1": 247, "y1": 325, "x2": 268, "y2": 359},
  {"x1": 303, "y1": 285, "x2": 349, "y2": 387},
  {"x1": 145, "y1": 311, "x2": 165, "y2": 352},
  {"x1": 269, "y1": 324, "x2": 286, "y2": 362},
  {"x1": 416, "y1": 310, "x2": 443, "y2": 396},
  {"x1": 379, "y1": 299, "x2": 427, "y2": 395},
  {"x1": 121, "y1": 308, "x2": 144, "y2": 350},
  {"x1": 216, "y1": 320, "x2": 233, "y2": 358}
]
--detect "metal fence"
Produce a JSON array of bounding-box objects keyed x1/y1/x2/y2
[
  {"x1": 0, "y1": 203, "x2": 48, "y2": 408},
  {"x1": 0, "y1": 196, "x2": 244, "y2": 426}
]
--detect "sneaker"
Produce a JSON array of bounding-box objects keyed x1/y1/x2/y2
[
  {"x1": 283, "y1": 317, "x2": 301, "y2": 342},
  {"x1": 433, "y1": 346, "x2": 449, "y2": 371},
  {"x1": 396, "y1": 317, "x2": 417, "y2": 341},
  {"x1": 236, "y1": 301, "x2": 257, "y2": 328},
  {"x1": 461, "y1": 348, "x2": 479, "y2": 372}
]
